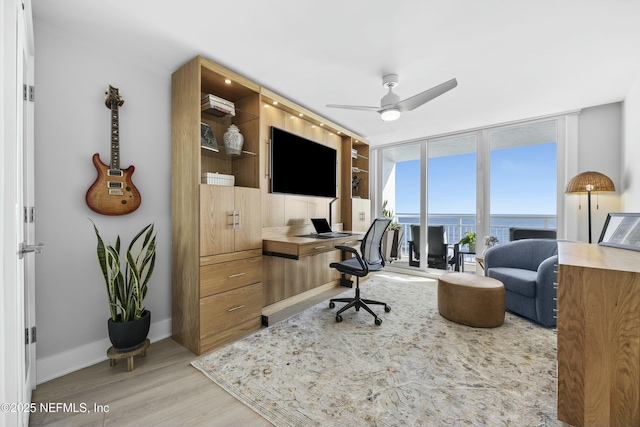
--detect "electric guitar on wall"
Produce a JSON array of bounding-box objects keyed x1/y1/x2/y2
[{"x1": 86, "y1": 85, "x2": 141, "y2": 215}]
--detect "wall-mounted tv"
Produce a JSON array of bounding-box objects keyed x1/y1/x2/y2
[{"x1": 270, "y1": 126, "x2": 337, "y2": 198}]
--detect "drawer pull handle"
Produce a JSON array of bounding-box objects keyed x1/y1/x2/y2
[
  {"x1": 228, "y1": 272, "x2": 246, "y2": 278},
  {"x1": 314, "y1": 246, "x2": 327, "y2": 250},
  {"x1": 228, "y1": 305, "x2": 245, "y2": 312}
]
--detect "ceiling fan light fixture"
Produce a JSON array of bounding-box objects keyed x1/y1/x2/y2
[{"x1": 380, "y1": 108, "x2": 401, "y2": 121}]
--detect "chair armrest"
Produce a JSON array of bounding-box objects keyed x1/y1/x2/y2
[
  {"x1": 335, "y1": 245, "x2": 367, "y2": 271},
  {"x1": 484, "y1": 244, "x2": 515, "y2": 269},
  {"x1": 335, "y1": 245, "x2": 358, "y2": 254},
  {"x1": 536, "y1": 255, "x2": 558, "y2": 287}
]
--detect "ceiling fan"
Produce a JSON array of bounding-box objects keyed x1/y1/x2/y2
[{"x1": 326, "y1": 74, "x2": 457, "y2": 121}]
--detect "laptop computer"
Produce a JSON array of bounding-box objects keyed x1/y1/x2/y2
[{"x1": 311, "y1": 218, "x2": 353, "y2": 238}]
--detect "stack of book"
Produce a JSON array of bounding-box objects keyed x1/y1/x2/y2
[{"x1": 201, "y1": 94, "x2": 235, "y2": 117}]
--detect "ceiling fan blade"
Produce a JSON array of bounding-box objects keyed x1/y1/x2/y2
[
  {"x1": 396, "y1": 78, "x2": 458, "y2": 112},
  {"x1": 325, "y1": 104, "x2": 380, "y2": 112}
]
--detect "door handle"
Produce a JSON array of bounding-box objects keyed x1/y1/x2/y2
[{"x1": 20, "y1": 242, "x2": 44, "y2": 259}]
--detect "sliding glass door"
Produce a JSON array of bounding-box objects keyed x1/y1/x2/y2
[
  {"x1": 427, "y1": 134, "x2": 477, "y2": 271},
  {"x1": 488, "y1": 120, "x2": 557, "y2": 245},
  {"x1": 380, "y1": 143, "x2": 421, "y2": 270}
]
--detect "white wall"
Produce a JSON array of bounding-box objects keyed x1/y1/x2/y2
[
  {"x1": 622, "y1": 76, "x2": 640, "y2": 211},
  {"x1": 34, "y1": 21, "x2": 174, "y2": 383},
  {"x1": 570, "y1": 103, "x2": 622, "y2": 242}
]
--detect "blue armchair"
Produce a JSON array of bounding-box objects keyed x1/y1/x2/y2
[{"x1": 483, "y1": 239, "x2": 558, "y2": 327}]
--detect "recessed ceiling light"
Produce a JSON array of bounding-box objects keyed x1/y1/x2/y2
[
  {"x1": 272, "y1": 101, "x2": 278, "y2": 105},
  {"x1": 298, "y1": 113, "x2": 304, "y2": 117},
  {"x1": 224, "y1": 79, "x2": 231, "y2": 84}
]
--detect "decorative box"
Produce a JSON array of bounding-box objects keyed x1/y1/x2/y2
[{"x1": 201, "y1": 173, "x2": 235, "y2": 186}]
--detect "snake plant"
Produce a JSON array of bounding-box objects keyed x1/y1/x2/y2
[{"x1": 92, "y1": 222, "x2": 157, "y2": 322}]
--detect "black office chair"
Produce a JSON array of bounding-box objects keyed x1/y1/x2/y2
[
  {"x1": 329, "y1": 218, "x2": 391, "y2": 325},
  {"x1": 408, "y1": 225, "x2": 458, "y2": 270}
]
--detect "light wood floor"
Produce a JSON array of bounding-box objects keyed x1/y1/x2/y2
[
  {"x1": 28, "y1": 286, "x2": 354, "y2": 427},
  {"x1": 29, "y1": 338, "x2": 273, "y2": 427},
  {"x1": 29, "y1": 277, "x2": 430, "y2": 427}
]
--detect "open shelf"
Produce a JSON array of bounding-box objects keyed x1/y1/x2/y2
[{"x1": 201, "y1": 105, "x2": 259, "y2": 125}]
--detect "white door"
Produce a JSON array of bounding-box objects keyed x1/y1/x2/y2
[
  {"x1": 1, "y1": 1, "x2": 38, "y2": 426},
  {"x1": 21, "y1": 0, "x2": 38, "y2": 411}
]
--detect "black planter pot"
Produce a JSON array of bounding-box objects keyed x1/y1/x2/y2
[{"x1": 107, "y1": 310, "x2": 150, "y2": 351}]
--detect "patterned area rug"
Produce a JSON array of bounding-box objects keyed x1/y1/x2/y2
[{"x1": 192, "y1": 273, "x2": 561, "y2": 427}]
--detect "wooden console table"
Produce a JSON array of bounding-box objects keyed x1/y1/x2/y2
[{"x1": 557, "y1": 241, "x2": 640, "y2": 427}]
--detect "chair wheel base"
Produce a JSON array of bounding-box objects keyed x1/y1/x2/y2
[
  {"x1": 375, "y1": 317, "x2": 382, "y2": 326},
  {"x1": 335, "y1": 314, "x2": 343, "y2": 323},
  {"x1": 385, "y1": 305, "x2": 391, "y2": 313},
  {"x1": 329, "y1": 302, "x2": 335, "y2": 309}
]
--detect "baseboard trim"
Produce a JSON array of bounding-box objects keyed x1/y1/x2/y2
[{"x1": 36, "y1": 317, "x2": 172, "y2": 385}]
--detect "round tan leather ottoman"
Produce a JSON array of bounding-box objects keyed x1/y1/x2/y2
[{"x1": 437, "y1": 272, "x2": 505, "y2": 328}]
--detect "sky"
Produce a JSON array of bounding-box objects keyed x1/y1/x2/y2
[{"x1": 395, "y1": 142, "x2": 557, "y2": 215}]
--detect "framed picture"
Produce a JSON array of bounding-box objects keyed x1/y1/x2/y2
[
  {"x1": 598, "y1": 212, "x2": 640, "y2": 251},
  {"x1": 200, "y1": 122, "x2": 218, "y2": 151}
]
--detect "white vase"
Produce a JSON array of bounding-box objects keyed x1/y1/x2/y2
[{"x1": 223, "y1": 124, "x2": 244, "y2": 155}]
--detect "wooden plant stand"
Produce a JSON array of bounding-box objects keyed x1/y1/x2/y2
[{"x1": 107, "y1": 339, "x2": 150, "y2": 372}]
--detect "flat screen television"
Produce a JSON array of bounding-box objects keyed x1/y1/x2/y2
[{"x1": 270, "y1": 126, "x2": 337, "y2": 198}]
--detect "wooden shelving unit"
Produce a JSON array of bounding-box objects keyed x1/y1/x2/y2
[
  {"x1": 172, "y1": 56, "x2": 371, "y2": 355},
  {"x1": 342, "y1": 136, "x2": 371, "y2": 232},
  {"x1": 172, "y1": 56, "x2": 263, "y2": 355}
]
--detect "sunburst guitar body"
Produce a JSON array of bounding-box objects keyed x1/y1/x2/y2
[{"x1": 86, "y1": 85, "x2": 141, "y2": 215}]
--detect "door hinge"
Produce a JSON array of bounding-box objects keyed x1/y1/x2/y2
[
  {"x1": 24, "y1": 207, "x2": 35, "y2": 223},
  {"x1": 29, "y1": 85, "x2": 35, "y2": 102},
  {"x1": 31, "y1": 326, "x2": 37, "y2": 343},
  {"x1": 25, "y1": 328, "x2": 29, "y2": 345},
  {"x1": 23, "y1": 84, "x2": 27, "y2": 101}
]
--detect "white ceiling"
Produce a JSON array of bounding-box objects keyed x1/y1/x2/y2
[{"x1": 32, "y1": 0, "x2": 640, "y2": 146}]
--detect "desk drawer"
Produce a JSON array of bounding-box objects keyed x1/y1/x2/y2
[
  {"x1": 299, "y1": 241, "x2": 334, "y2": 256},
  {"x1": 200, "y1": 256, "x2": 262, "y2": 298},
  {"x1": 200, "y1": 282, "x2": 262, "y2": 339},
  {"x1": 332, "y1": 237, "x2": 361, "y2": 248}
]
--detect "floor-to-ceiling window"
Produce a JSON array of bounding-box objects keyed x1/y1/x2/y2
[
  {"x1": 488, "y1": 120, "x2": 557, "y2": 244},
  {"x1": 374, "y1": 116, "x2": 561, "y2": 275},
  {"x1": 427, "y1": 134, "x2": 477, "y2": 271},
  {"x1": 380, "y1": 143, "x2": 421, "y2": 268}
]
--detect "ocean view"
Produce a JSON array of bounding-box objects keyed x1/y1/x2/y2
[{"x1": 395, "y1": 213, "x2": 557, "y2": 248}]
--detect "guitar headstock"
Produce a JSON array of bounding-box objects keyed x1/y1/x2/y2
[{"x1": 104, "y1": 85, "x2": 124, "y2": 109}]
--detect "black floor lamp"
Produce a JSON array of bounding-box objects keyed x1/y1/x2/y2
[{"x1": 565, "y1": 171, "x2": 616, "y2": 243}]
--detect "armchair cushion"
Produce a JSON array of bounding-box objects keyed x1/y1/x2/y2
[{"x1": 487, "y1": 267, "x2": 537, "y2": 297}]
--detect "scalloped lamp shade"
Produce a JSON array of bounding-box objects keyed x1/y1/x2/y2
[{"x1": 565, "y1": 171, "x2": 615, "y2": 194}]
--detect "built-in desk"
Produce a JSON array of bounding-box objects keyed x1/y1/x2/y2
[
  {"x1": 261, "y1": 233, "x2": 363, "y2": 325},
  {"x1": 263, "y1": 234, "x2": 362, "y2": 260}
]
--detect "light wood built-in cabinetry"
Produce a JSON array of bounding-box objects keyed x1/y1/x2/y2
[
  {"x1": 172, "y1": 56, "x2": 263, "y2": 355},
  {"x1": 342, "y1": 138, "x2": 370, "y2": 232},
  {"x1": 172, "y1": 56, "x2": 371, "y2": 354},
  {"x1": 556, "y1": 241, "x2": 640, "y2": 427}
]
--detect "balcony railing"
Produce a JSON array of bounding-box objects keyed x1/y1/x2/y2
[{"x1": 394, "y1": 213, "x2": 556, "y2": 260}]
